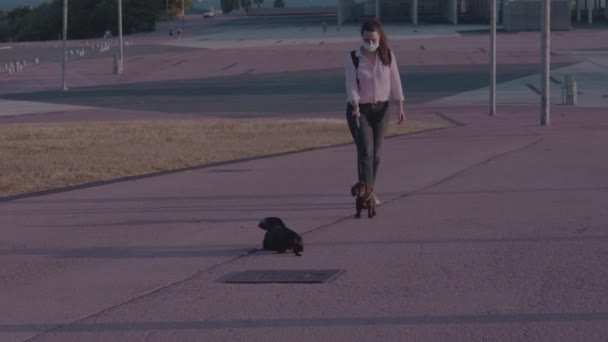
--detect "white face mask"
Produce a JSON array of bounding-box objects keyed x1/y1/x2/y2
[{"x1": 362, "y1": 42, "x2": 379, "y2": 52}]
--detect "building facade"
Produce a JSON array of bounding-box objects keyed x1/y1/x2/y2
[
  {"x1": 338, "y1": 0, "x2": 461, "y2": 25},
  {"x1": 337, "y1": 0, "x2": 607, "y2": 30}
]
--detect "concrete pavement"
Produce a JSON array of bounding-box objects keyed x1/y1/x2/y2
[
  {"x1": 429, "y1": 51, "x2": 608, "y2": 107},
  {"x1": 1, "y1": 105, "x2": 607, "y2": 341},
  {"x1": 5, "y1": 63, "x2": 564, "y2": 117},
  {"x1": 3, "y1": 21, "x2": 608, "y2": 117},
  {"x1": 2, "y1": 15, "x2": 608, "y2": 341}
]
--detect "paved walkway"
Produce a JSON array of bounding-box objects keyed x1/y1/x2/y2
[
  {"x1": 1, "y1": 105, "x2": 607, "y2": 341},
  {"x1": 2, "y1": 21, "x2": 607, "y2": 98},
  {"x1": 427, "y1": 63, "x2": 608, "y2": 107},
  {"x1": 3, "y1": 30, "x2": 607, "y2": 118}
]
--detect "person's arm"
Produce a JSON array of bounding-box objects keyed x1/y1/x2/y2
[
  {"x1": 345, "y1": 53, "x2": 360, "y2": 112},
  {"x1": 389, "y1": 50, "x2": 405, "y2": 110}
]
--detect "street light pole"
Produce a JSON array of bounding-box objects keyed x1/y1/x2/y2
[
  {"x1": 118, "y1": 0, "x2": 124, "y2": 74},
  {"x1": 61, "y1": 0, "x2": 68, "y2": 91},
  {"x1": 490, "y1": 0, "x2": 496, "y2": 116},
  {"x1": 541, "y1": 0, "x2": 551, "y2": 125}
]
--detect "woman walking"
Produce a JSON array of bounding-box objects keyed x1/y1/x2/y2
[{"x1": 345, "y1": 20, "x2": 406, "y2": 204}]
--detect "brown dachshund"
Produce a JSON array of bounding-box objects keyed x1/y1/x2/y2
[{"x1": 351, "y1": 182, "x2": 376, "y2": 218}]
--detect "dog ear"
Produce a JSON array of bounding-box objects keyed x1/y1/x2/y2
[
  {"x1": 359, "y1": 183, "x2": 367, "y2": 198},
  {"x1": 258, "y1": 218, "x2": 269, "y2": 231},
  {"x1": 260, "y1": 217, "x2": 286, "y2": 230},
  {"x1": 351, "y1": 184, "x2": 358, "y2": 197}
]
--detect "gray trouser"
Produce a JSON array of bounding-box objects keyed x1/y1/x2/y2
[{"x1": 346, "y1": 101, "x2": 390, "y2": 186}]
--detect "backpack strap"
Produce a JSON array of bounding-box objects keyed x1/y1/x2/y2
[
  {"x1": 351, "y1": 49, "x2": 360, "y2": 88},
  {"x1": 353, "y1": 48, "x2": 392, "y2": 67},
  {"x1": 350, "y1": 49, "x2": 359, "y2": 69}
]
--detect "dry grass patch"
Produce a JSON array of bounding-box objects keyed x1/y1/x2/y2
[{"x1": 0, "y1": 117, "x2": 450, "y2": 197}]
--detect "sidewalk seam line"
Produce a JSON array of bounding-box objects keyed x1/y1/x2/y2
[
  {"x1": 20, "y1": 119, "x2": 478, "y2": 341},
  {"x1": 23, "y1": 136, "x2": 542, "y2": 341},
  {"x1": 303, "y1": 137, "x2": 544, "y2": 236},
  {"x1": 21, "y1": 248, "x2": 258, "y2": 342},
  {"x1": 19, "y1": 122, "x2": 462, "y2": 341}
]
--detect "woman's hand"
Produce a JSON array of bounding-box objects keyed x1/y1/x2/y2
[
  {"x1": 397, "y1": 103, "x2": 406, "y2": 124},
  {"x1": 352, "y1": 101, "x2": 361, "y2": 118}
]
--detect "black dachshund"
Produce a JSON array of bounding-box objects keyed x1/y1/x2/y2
[{"x1": 258, "y1": 217, "x2": 303, "y2": 256}]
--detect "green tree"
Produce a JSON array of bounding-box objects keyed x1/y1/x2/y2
[
  {"x1": 5, "y1": 0, "x2": 175, "y2": 42},
  {"x1": 4, "y1": 0, "x2": 167, "y2": 42},
  {"x1": 273, "y1": 0, "x2": 285, "y2": 8},
  {"x1": 15, "y1": 3, "x2": 62, "y2": 41},
  {"x1": 169, "y1": 0, "x2": 192, "y2": 17},
  {"x1": 87, "y1": 0, "x2": 117, "y2": 37},
  {"x1": 7, "y1": 6, "x2": 32, "y2": 24},
  {"x1": 6, "y1": 6, "x2": 33, "y2": 41},
  {"x1": 241, "y1": 0, "x2": 252, "y2": 10},
  {"x1": 253, "y1": 0, "x2": 264, "y2": 8},
  {"x1": 0, "y1": 12, "x2": 10, "y2": 42},
  {"x1": 221, "y1": 0, "x2": 242, "y2": 12},
  {"x1": 124, "y1": 0, "x2": 164, "y2": 33}
]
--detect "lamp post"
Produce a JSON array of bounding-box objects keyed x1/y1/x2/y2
[
  {"x1": 61, "y1": 0, "x2": 68, "y2": 91},
  {"x1": 540, "y1": 0, "x2": 551, "y2": 125},
  {"x1": 118, "y1": 0, "x2": 124, "y2": 74},
  {"x1": 490, "y1": 0, "x2": 496, "y2": 116}
]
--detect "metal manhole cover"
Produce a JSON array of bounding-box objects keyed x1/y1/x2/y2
[{"x1": 221, "y1": 269, "x2": 344, "y2": 284}]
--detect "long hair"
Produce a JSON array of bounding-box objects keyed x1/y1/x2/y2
[{"x1": 360, "y1": 20, "x2": 390, "y2": 66}]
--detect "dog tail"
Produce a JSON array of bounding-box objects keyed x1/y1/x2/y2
[{"x1": 293, "y1": 237, "x2": 304, "y2": 256}]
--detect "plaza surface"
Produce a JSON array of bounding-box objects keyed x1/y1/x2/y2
[{"x1": 1, "y1": 14, "x2": 607, "y2": 342}]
